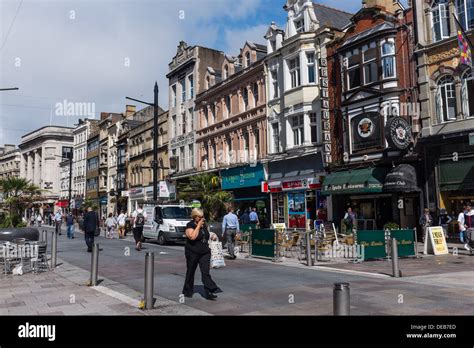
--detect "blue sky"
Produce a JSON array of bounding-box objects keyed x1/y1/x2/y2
[{"x1": 0, "y1": 0, "x2": 409, "y2": 145}]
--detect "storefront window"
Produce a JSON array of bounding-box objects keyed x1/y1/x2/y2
[{"x1": 288, "y1": 192, "x2": 306, "y2": 228}]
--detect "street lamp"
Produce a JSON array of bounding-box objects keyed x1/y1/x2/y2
[{"x1": 126, "y1": 82, "x2": 168, "y2": 202}]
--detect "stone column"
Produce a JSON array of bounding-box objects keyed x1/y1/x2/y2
[
  {"x1": 34, "y1": 149, "x2": 41, "y2": 187},
  {"x1": 26, "y1": 152, "x2": 33, "y2": 182}
]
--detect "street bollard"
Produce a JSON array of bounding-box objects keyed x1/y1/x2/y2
[
  {"x1": 306, "y1": 232, "x2": 313, "y2": 266},
  {"x1": 391, "y1": 238, "x2": 401, "y2": 278},
  {"x1": 144, "y1": 252, "x2": 155, "y2": 310},
  {"x1": 42, "y1": 230, "x2": 48, "y2": 244},
  {"x1": 51, "y1": 230, "x2": 57, "y2": 268},
  {"x1": 333, "y1": 282, "x2": 350, "y2": 315},
  {"x1": 90, "y1": 243, "x2": 99, "y2": 286}
]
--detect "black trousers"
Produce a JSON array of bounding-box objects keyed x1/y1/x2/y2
[
  {"x1": 85, "y1": 231, "x2": 95, "y2": 250},
  {"x1": 133, "y1": 226, "x2": 143, "y2": 243},
  {"x1": 182, "y1": 249, "x2": 218, "y2": 296}
]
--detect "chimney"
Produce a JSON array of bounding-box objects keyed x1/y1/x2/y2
[
  {"x1": 126, "y1": 105, "x2": 136, "y2": 119},
  {"x1": 362, "y1": 0, "x2": 402, "y2": 13}
]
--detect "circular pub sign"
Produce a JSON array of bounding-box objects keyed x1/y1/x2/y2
[{"x1": 385, "y1": 117, "x2": 412, "y2": 150}]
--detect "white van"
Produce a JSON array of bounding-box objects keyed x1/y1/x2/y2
[{"x1": 142, "y1": 204, "x2": 192, "y2": 245}]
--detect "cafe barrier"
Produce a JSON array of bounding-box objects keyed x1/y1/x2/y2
[
  {"x1": 390, "y1": 229, "x2": 416, "y2": 257},
  {"x1": 356, "y1": 230, "x2": 387, "y2": 261},
  {"x1": 250, "y1": 229, "x2": 277, "y2": 260}
]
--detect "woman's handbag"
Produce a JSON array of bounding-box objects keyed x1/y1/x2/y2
[{"x1": 209, "y1": 234, "x2": 226, "y2": 269}]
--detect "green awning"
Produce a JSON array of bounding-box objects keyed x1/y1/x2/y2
[
  {"x1": 439, "y1": 157, "x2": 474, "y2": 192},
  {"x1": 321, "y1": 167, "x2": 389, "y2": 195}
]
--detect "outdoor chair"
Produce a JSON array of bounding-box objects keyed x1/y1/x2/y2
[{"x1": 30, "y1": 241, "x2": 49, "y2": 273}]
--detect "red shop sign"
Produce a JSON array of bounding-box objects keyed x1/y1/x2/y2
[{"x1": 282, "y1": 180, "x2": 305, "y2": 190}]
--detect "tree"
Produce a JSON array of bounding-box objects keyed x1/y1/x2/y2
[
  {"x1": 0, "y1": 177, "x2": 43, "y2": 227},
  {"x1": 178, "y1": 174, "x2": 232, "y2": 221}
]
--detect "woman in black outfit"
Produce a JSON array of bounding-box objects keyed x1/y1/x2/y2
[{"x1": 182, "y1": 208, "x2": 222, "y2": 300}]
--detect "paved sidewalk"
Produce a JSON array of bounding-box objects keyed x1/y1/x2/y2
[{"x1": 0, "y1": 258, "x2": 209, "y2": 316}]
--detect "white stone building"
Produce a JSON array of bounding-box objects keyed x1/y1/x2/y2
[{"x1": 0, "y1": 145, "x2": 21, "y2": 181}]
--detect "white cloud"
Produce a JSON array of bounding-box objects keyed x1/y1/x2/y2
[{"x1": 224, "y1": 24, "x2": 269, "y2": 56}]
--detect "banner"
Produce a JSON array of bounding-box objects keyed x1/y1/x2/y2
[{"x1": 455, "y1": 15, "x2": 473, "y2": 67}]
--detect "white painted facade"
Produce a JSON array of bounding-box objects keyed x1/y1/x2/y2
[{"x1": 73, "y1": 120, "x2": 94, "y2": 201}]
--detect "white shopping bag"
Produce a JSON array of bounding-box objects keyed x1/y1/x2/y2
[
  {"x1": 210, "y1": 240, "x2": 226, "y2": 269},
  {"x1": 12, "y1": 264, "x2": 23, "y2": 275}
]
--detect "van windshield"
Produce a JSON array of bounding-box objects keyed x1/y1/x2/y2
[{"x1": 162, "y1": 207, "x2": 192, "y2": 220}]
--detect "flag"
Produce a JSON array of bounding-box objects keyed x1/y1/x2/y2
[{"x1": 454, "y1": 15, "x2": 473, "y2": 67}]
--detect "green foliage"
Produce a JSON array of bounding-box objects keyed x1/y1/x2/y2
[
  {"x1": 384, "y1": 222, "x2": 400, "y2": 230},
  {"x1": 178, "y1": 174, "x2": 233, "y2": 221},
  {"x1": 82, "y1": 199, "x2": 98, "y2": 211}
]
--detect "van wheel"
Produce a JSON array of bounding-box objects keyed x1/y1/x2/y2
[{"x1": 157, "y1": 232, "x2": 167, "y2": 246}]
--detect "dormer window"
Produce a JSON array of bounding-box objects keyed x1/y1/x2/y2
[
  {"x1": 295, "y1": 19, "x2": 304, "y2": 33},
  {"x1": 245, "y1": 52, "x2": 251, "y2": 67},
  {"x1": 224, "y1": 65, "x2": 229, "y2": 79}
]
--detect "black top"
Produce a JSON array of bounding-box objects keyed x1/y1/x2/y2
[
  {"x1": 83, "y1": 211, "x2": 99, "y2": 233},
  {"x1": 185, "y1": 220, "x2": 210, "y2": 254}
]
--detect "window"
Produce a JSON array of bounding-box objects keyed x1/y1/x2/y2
[
  {"x1": 242, "y1": 88, "x2": 249, "y2": 111},
  {"x1": 180, "y1": 147, "x2": 185, "y2": 170},
  {"x1": 432, "y1": 0, "x2": 450, "y2": 42},
  {"x1": 180, "y1": 78, "x2": 186, "y2": 103},
  {"x1": 171, "y1": 85, "x2": 177, "y2": 107},
  {"x1": 188, "y1": 144, "x2": 194, "y2": 168},
  {"x1": 243, "y1": 132, "x2": 249, "y2": 161},
  {"x1": 245, "y1": 52, "x2": 251, "y2": 67},
  {"x1": 254, "y1": 129, "x2": 260, "y2": 159},
  {"x1": 436, "y1": 76, "x2": 457, "y2": 122},
  {"x1": 253, "y1": 82, "x2": 259, "y2": 106},
  {"x1": 292, "y1": 115, "x2": 305, "y2": 146},
  {"x1": 209, "y1": 103, "x2": 215, "y2": 124},
  {"x1": 307, "y1": 52, "x2": 316, "y2": 83},
  {"x1": 462, "y1": 69, "x2": 474, "y2": 117},
  {"x1": 347, "y1": 52, "x2": 361, "y2": 89},
  {"x1": 381, "y1": 41, "x2": 396, "y2": 79},
  {"x1": 227, "y1": 137, "x2": 232, "y2": 163},
  {"x1": 206, "y1": 76, "x2": 210, "y2": 90},
  {"x1": 188, "y1": 75, "x2": 194, "y2": 99},
  {"x1": 363, "y1": 47, "x2": 378, "y2": 84},
  {"x1": 182, "y1": 113, "x2": 187, "y2": 134},
  {"x1": 188, "y1": 107, "x2": 194, "y2": 131},
  {"x1": 225, "y1": 95, "x2": 231, "y2": 117},
  {"x1": 212, "y1": 142, "x2": 217, "y2": 168},
  {"x1": 87, "y1": 157, "x2": 98, "y2": 171},
  {"x1": 203, "y1": 107, "x2": 209, "y2": 127},
  {"x1": 289, "y1": 57, "x2": 301, "y2": 89},
  {"x1": 271, "y1": 70, "x2": 279, "y2": 99},
  {"x1": 456, "y1": 0, "x2": 474, "y2": 30},
  {"x1": 310, "y1": 113, "x2": 318, "y2": 143},
  {"x1": 295, "y1": 19, "x2": 304, "y2": 33},
  {"x1": 224, "y1": 65, "x2": 229, "y2": 79}
]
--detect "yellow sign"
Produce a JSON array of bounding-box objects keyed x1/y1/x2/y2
[
  {"x1": 272, "y1": 223, "x2": 286, "y2": 231},
  {"x1": 425, "y1": 227, "x2": 448, "y2": 255}
]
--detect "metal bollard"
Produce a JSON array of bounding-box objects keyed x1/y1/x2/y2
[
  {"x1": 306, "y1": 232, "x2": 313, "y2": 266},
  {"x1": 42, "y1": 230, "x2": 48, "y2": 243},
  {"x1": 90, "y1": 243, "x2": 99, "y2": 286},
  {"x1": 144, "y1": 252, "x2": 155, "y2": 310},
  {"x1": 51, "y1": 231, "x2": 57, "y2": 268},
  {"x1": 391, "y1": 238, "x2": 401, "y2": 277},
  {"x1": 333, "y1": 282, "x2": 350, "y2": 315}
]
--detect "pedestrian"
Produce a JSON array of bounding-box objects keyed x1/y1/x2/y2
[
  {"x1": 105, "y1": 213, "x2": 117, "y2": 239},
  {"x1": 222, "y1": 206, "x2": 240, "y2": 259},
  {"x1": 48, "y1": 213, "x2": 53, "y2": 226},
  {"x1": 343, "y1": 207, "x2": 357, "y2": 233},
  {"x1": 66, "y1": 212, "x2": 75, "y2": 239},
  {"x1": 458, "y1": 205, "x2": 467, "y2": 244},
  {"x1": 83, "y1": 206, "x2": 99, "y2": 252},
  {"x1": 54, "y1": 210, "x2": 63, "y2": 235},
  {"x1": 182, "y1": 208, "x2": 221, "y2": 300},
  {"x1": 117, "y1": 210, "x2": 127, "y2": 239},
  {"x1": 438, "y1": 208, "x2": 452, "y2": 238},
  {"x1": 240, "y1": 209, "x2": 251, "y2": 225},
  {"x1": 464, "y1": 203, "x2": 474, "y2": 251},
  {"x1": 30, "y1": 214, "x2": 35, "y2": 227},
  {"x1": 36, "y1": 214, "x2": 43, "y2": 227},
  {"x1": 131, "y1": 204, "x2": 147, "y2": 251},
  {"x1": 249, "y1": 207, "x2": 259, "y2": 226},
  {"x1": 419, "y1": 208, "x2": 433, "y2": 241}
]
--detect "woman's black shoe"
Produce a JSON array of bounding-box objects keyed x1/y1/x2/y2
[
  {"x1": 183, "y1": 293, "x2": 193, "y2": 298},
  {"x1": 205, "y1": 292, "x2": 217, "y2": 300},
  {"x1": 211, "y1": 287, "x2": 223, "y2": 294}
]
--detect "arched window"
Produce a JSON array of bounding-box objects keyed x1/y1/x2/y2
[
  {"x1": 432, "y1": 0, "x2": 451, "y2": 42},
  {"x1": 456, "y1": 0, "x2": 474, "y2": 30},
  {"x1": 436, "y1": 75, "x2": 457, "y2": 122},
  {"x1": 224, "y1": 65, "x2": 229, "y2": 79},
  {"x1": 242, "y1": 87, "x2": 249, "y2": 110},
  {"x1": 461, "y1": 69, "x2": 473, "y2": 117},
  {"x1": 206, "y1": 76, "x2": 210, "y2": 90},
  {"x1": 245, "y1": 52, "x2": 251, "y2": 67}
]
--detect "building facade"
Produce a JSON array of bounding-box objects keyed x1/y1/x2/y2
[
  {"x1": 264, "y1": 1, "x2": 352, "y2": 229},
  {"x1": 0, "y1": 145, "x2": 21, "y2": 181},
  {"x1": 324, "y1": 0, "x2": 419, "y2": 230},
  {"x1": 19, "y1": 126, "x2": 74, "y2": 214},
  {"x1": 195, "y1": 41, "x2": 268, "y2": 218},
  {"x1": 167, "y1": 41, "x2": 225, "y2": 184},
  {"x1": 413, "y1": 0, "x2": 474, "y2": 219}
]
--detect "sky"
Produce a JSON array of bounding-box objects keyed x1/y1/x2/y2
[{"x1": 0, "y1": 0, "x2": 409, "y2": 146}]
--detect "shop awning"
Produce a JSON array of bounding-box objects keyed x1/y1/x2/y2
[
  {"x1": 321, "y1": 167, "x2": 388, "y2": 195},
  {"x1": 439, "y1": 157, "x2": 474, "y2": 191},
  {"x1": 383, "y1": 164, "x2": 420, "y2": 193}
]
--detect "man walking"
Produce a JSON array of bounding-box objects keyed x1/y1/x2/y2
[
  {"x1": 54, "y1": 210, "x2": 63, "y2": 235},
  {"x1": 117, "y1": 211, "x2": 127, "y2": 239},
  {"x1": 222, "y1": 206, "x2": 240, "y2": 259},
  {"x1": 457, "y1": 205, "x2": 467, "y2": 244},
  {"x1": 249, "y1": 207, "x2": 259, "y2": 226},
  {"x1": 131, "y1": 204, "x2": 147, "y2": 251},
  {"x1": 83, "y1": 207, "x2": 99, "y2": 252},
  {"x1": 464, "y1": 203, "x2": 474, "y2": 251},
  {"x1": 66, "y1": 212, "x2": 75, "y2": 239}
]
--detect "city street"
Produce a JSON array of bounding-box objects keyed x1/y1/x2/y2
[{"x1": 12, "y1": 226, "x2": 471, "y2": 316}]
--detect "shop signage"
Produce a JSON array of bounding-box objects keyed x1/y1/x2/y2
[
  {"x1": 424, "y1": 226, "x2": 448, "y2": 255},
  {"x1": 261, "y1": 181, "x2": 269, "y2": 193},
  {"x1": 250, "y1": 229, "x2": 276, "y2": 259},
  {"x1": 385, "y1": 117, "x2": 412, "y2": 150},
  {"x1": 320, "y1": 57, "x2": 332, "y2": 165},
  {"x1": 351, "y1": 113, "x2": 382, "y2": 152},
  {"x1": 130, "y1": 188, "x2": 144, "y2": 199},
  {"x1": 159, "y1": 181, "x2": 170, "y2": 198},
  {"x1": 190, "y1": 200, "x2": 201, "y2": 208},
  {"x1": 221, "y1": 164, "x2": 265, "y2": 190},
  {"x1": 390, "y1": 229, "x2": 416, "y2": 257},
  {"x1": 383, "y1": 164, "x2": 419, "y2": 193},
  {"x1": 281, "y1": 178, "x2": 320, "y2": 191},
  {"x1": 170, "y1": 132, "x2": 195, "y2": 150},
  {"x1": 99, "y1": 197, "x2": 107, "y2": 205},
  {"x1": 44, "y1": 182, "x2": 53, "y2": 190},
  {"x1": 356, "y1": 230, "x2": 387, "y2": 260}
]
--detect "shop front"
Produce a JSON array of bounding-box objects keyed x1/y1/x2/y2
[
  {"x1": 267, "y1": 154, "x2": 326, "y2": 230},
  {"x1": 99, "y1": 196, "x2": 107, "y2": 221},
  {"x1": 220, "y1": 164, "x2": 269, "y2": 226},
  {"x1": 129, "y1": 187, "x2": 145, "y2": 213}
]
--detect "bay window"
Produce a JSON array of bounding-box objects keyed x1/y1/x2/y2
[
  {"x1": 289, "y1": 57, "x2": 301, "y2": 89},
  {"x1": 347, "y1": 52, "x2": 361, "y2": 90},
  {"x1": 292, "y1": 115, "x2": 304, "y2": 146},
  {"x1": 363, "y1": 46, "x2": 378, "y2": 84},
  {"x1": 307, "y1": 52, "x2": 316, "y2": 84},
  {"x1": 432, "y1": 0, "x2": 451, "y2": 42},
  {"x1": 381, "y1": 40, "x2": 396, "y2": 79},
  {"x1": 310, "y1": 113, "x2": 318, "y2": 143}
]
